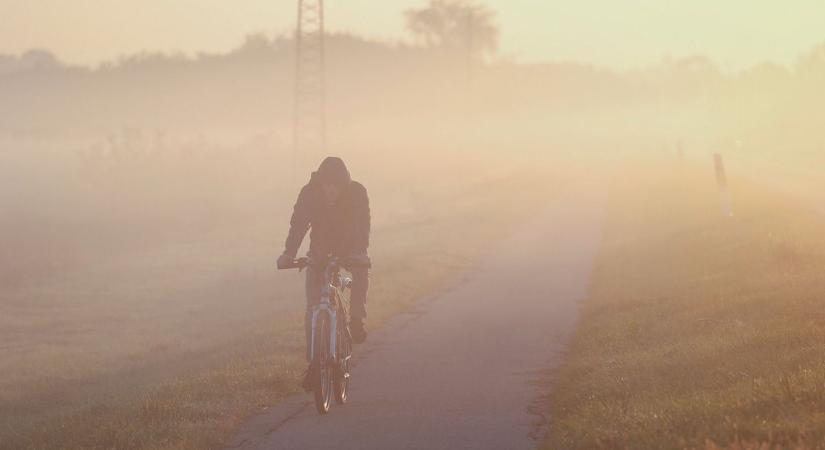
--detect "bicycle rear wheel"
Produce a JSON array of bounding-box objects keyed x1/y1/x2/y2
[{"x1": 313, "y1": 312, "x2": 333, "y2": 414}]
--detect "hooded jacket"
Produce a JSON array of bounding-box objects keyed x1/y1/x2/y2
[{"x1": 284, "y1": 157, "x2": 370, "y2": 258}]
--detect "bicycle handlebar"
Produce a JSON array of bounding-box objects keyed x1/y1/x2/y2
[{"x1": 277, "y1": 255, "x2": 370, "y2": 271}]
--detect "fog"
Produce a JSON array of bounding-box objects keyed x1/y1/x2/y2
[
  {"x1": 4, "y1": 33, "x2": 824, "y2": 283},
  {"x1": 1, "y1": 11, "x2": 824, "y2": 449}
]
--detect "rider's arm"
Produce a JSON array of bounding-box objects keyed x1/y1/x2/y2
[
  {"x1": 284, "y1": 185, "x2": 312, "y2": 258},
  {"x1": 350, "y1": 182, "x2": 370, "y2": 253}
]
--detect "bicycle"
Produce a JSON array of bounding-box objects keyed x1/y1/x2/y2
[{"x1": 279, "y1": 255, "x2": 361, "y2": 414}]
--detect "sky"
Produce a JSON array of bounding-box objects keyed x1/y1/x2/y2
[{"x1": 2, "y1": 0, "x2": 824, "y2": 71}]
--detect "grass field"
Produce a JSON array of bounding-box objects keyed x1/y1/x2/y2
[
  {"x1": 1, "y1": 158, "x2": 558, "y2": 450},
  {"x1": 541, "y1": 157, "x2": 825, "y2": 449}
]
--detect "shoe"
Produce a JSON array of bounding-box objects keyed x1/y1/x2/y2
[
  {"x1": 301, "y1": 364, "x2": 316, "y2": 392},
  {"x1": 350, "y1": 318, "x2": 367, "y2": 344}
]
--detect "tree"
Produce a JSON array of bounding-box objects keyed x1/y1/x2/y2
[
  {"x1": 18, "y1": 49, "x2": 61, "y2": 71},
  {"x1": 797, "y1": 42, "x2": 825, "y2": 75},
  {"x1": 405, "y1": 0, "x2": 499, "y2": 58}
]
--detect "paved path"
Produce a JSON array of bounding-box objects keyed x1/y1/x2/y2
[{"x1": 228, "y1": 185, "x2": 605, "y2": 450}]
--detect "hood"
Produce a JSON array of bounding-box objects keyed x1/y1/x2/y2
[{"x1": 312, "y1": 156, "x2": 351, "y2": 188}]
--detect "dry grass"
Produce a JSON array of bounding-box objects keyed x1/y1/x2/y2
[
  {"x1": 1, "y1": 165, "x2": 558, "y2": 450},
  {"x1": 541, "y1": 156, "x2": 825, "y2": 450}
]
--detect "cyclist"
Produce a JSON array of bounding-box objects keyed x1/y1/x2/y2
[{"x1": 277, "y1": 157, "x2": 371, "y2": 389}]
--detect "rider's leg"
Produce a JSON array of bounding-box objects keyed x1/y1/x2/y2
[
  {"x1": 304, "y1": 265, "x2": 323, "y2": 361},
  {"x1": 350, "y1": 267, "x2": 369, "y2": 319},
  {"x1": 349, "y1": 266, "x2": 369, "y2": 343}
]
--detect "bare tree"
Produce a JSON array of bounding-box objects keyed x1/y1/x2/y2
[{"x1": 405, "y1": 0, "x2": 499, "y2": 58}]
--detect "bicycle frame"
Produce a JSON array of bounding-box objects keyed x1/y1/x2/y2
[{"x1": 308, "y1": 258, "x2": 352, "y2": 362}]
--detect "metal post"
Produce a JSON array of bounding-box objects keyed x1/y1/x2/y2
[{"x1": 466, "y1": 10, "x2": 474, "y2": 83}]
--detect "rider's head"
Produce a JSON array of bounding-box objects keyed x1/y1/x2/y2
[{"x1": 315, "y1": 156, "x2": 351, "y2": 203}]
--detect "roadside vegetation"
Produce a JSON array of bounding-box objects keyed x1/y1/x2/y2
[{"x1": 542, "y1": 156, "x2": 825, "y2": 449}]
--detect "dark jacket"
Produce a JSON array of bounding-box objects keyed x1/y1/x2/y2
[{"x1": 284, "y1": 158, "x2": 370, "y2": 258}]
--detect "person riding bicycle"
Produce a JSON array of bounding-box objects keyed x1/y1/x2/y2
[{"x1": 277, "y1": 157, "x2": 370, "y2": 387}]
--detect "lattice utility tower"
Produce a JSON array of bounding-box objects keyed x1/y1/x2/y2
[{"x1": 293, "y1": 0, "x2": 327, "y2": 173}]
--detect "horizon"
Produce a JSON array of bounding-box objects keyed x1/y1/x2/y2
[
  {"x1": 2, "y1": 0, "x2": 824, "y2": 72},
  {"x1": 4, "y1": 29, "x2": 824, "y2": 76}
]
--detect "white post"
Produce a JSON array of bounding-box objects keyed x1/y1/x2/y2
[{"x1": 714, "y1": 153, "x2": 733, "y2": 217}]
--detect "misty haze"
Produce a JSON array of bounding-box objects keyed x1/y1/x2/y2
[{"x1": 2, "y1": 1, "x2": 825, "y2": 449}]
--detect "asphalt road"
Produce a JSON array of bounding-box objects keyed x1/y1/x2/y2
[{"x1": 228, "y1": 185, "x2": 605, "y2": 450}]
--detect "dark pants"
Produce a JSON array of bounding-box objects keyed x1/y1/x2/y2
[{"x1": 304, "y1": 264, "x2": 369, "y2": 361}]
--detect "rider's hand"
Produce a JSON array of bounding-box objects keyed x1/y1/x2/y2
[{"x1": 277, "y1": 253, "x2": 295, "y2": 269}]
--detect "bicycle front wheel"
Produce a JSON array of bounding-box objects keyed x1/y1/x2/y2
[{"x1": 313, "y1": 312, "x2": 334, "y2": 414}]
